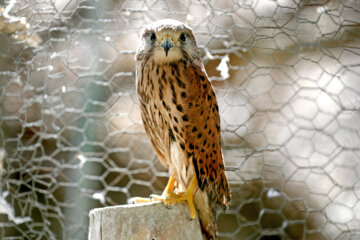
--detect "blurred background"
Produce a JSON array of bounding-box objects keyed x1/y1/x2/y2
[{"x1": 0, "y1": 0, "x2": 359, "y2": 239}]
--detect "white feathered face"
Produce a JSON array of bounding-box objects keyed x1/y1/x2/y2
[{"x1": 136, "y1": 19, "x2": 200, "y2": 64}]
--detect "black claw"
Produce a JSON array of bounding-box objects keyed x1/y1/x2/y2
[
  {"x1": 165, "y1": 204, "x2": 172, "y2": 209},
  {"x1": 149, "y1": 194, "x2": 161, "y2": 200}
]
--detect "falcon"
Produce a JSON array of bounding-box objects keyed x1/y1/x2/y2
[{"x1": 134, "y1": 19, "x2": 231, "y2": 239}]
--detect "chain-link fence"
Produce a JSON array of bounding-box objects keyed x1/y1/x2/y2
[{"x1": 0, "y1": 0, "x2": 359, "y2": 239}]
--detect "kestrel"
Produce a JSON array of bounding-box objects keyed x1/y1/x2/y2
[{"x1": 134, "y1": 19, "x2": 231, "y2": 239}]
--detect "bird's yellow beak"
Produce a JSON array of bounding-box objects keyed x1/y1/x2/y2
[{"x1": 161, "y1": 38, "x2": 174, "y2": 57}]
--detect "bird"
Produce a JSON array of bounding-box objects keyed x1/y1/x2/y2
[{"x1": 134, "y1": 19, "x2": 231, "y2": 239}]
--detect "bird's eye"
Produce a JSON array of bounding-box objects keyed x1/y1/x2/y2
[
  {"x1": 179, "y1": 33, "x2": 186, "y2": 43},
  {"x1": 150, "y1": 32, "x2": 156, "y2": 42}
]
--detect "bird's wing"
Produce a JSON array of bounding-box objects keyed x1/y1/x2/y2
[{"x1": 183, "y1": 62, "x2": 231, "y2": 207}]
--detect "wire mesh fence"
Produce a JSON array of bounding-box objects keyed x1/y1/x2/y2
[{"x1": 0, "y1": 0, "x2": 359, "y2": 239}]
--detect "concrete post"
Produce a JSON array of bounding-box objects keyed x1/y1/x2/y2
[{"x1": 88, "y1": 202, "x2": 203, "y2": 240}]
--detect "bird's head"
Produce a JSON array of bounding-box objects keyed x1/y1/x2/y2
[{"x1": 136, "y1": 19, "x2": 201, "y2": 64}]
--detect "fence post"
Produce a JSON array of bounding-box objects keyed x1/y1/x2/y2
[{"x1": 88, "y1": 202, "x2": 203, "y2": 240}]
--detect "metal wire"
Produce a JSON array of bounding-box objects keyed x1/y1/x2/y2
[{"x1": 0, "y1": 0, "x2": 359, "y2": 239}]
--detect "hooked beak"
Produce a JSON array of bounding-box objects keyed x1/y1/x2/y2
[{"x1": 161, "y1": 38, "x2": 174, "y2": 57}]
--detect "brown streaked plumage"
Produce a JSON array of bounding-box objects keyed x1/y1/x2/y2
[{"x1": 135, "y1": 19, "x2": 231, "y2": 239}]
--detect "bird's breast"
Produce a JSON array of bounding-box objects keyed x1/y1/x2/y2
[{"x1": 136, "y1": 60, "x2": 189, "y2": 161}]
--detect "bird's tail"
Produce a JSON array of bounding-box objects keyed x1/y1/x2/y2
[
  {"x1": 169, "y1": 141, "x2": 217, "y2": 239},
  {"x1": 194, "y1": 188, "x2": 216, "y2": 240}
]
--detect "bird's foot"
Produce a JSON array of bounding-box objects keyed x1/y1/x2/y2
[
  {"x1": 129, "y1": 175, "x2": 198, "y2": 220},
  {"x1": 162, "y1": 190, "x2": 196, "y2": 219},
  {"x1": 129, "y1": 191, "x2": 195, "y2": 219},
  {"x1": 127, "y1": 192, "x2": 183, "y2": 204},
  {"x1": 127, "y1": 197, "x2": 153, "y2": 204},
  {"x1": 150, "y1": 191, "x2": 184, "y2": 200},
  {"x1": 128, "y1": 174, "x2": 177, "y2": 204}
]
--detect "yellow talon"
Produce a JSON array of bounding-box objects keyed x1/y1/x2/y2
[
  {"x1": 163, "y1": 174, "x2": 176, "y2": 196},
  {"x1": 129, "y1": 174, "x2": 198, "y2": 219},
  {"x1": 129, "y1": 174, "x2": 176, "y2": 203},
  {"x1": 149, "y1": 174, "x2": 177, "y2": 201},
  {"x1": 163, "y1": 175, "x2": 197, "y2": 219}
]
